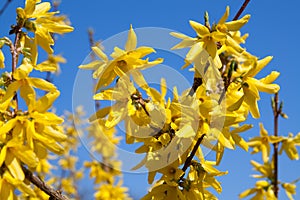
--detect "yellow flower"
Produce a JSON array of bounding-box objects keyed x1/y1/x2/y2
[
  {"x1": 0, "y1": 113, "x2": 65, "y2": 155},
  {"x1": 171, "y1": 21, "x2": 226, "y2": 68},
  {"x1": 0, "y1": 62, "x2": 57, "y2": 112},
  {"x1": 0, "y1": 76, "x2": 66, "y2": 155},
  {"x1": 250, "y1": 160, "x2": 274, "y2": 179},
  {"x1": 16, "y1": 0, "x2": 74, "y2": 55},
  {"x1": 84, "y1": 161, "x2": 121, "y2": 184},
  {"x1": 279, "y1": 132, "x2": 300, "y2": 160},
  {"x1": 239, "y1": 180, "x2": 276, "y2": 199},
  {"x1": 79, "y1": 25, "x2": 163, "y2": 90},
  {"x1": 182, "y1": 188, "x2": 217, "y2": 200},
  {"x1": 216, "y1": 6, "x2": 250, "y2": 55},
  {"x1": 94, "y1": 181, "x2": 132, "y2": 200},
  {"x1": 60, "y1": 178, "x2": 77, "y2": 195},
  {"x1": 87, "y1": 120, "x2": 120, "y2": 157},
  {"x1": 171, "y1": 7, "x2": 250, "y2": 68},
  {"x1": 92, "y1": 74, "x2": 150, "y2": 129},
  {"x1": 158, "y1": 160, "x2": 184, "y2": 186},
  {"x1": 282, "y1": 182, "x2": 296, "y2": 200},
  {"x1": 228, "y1": 56, "x2": 280, "y2": 118},
  {"x1": 230, "y1": 124, "x2": 252, "y2": 151},
  {"x1": 248, "y1": 123, "x2": 283, "y2": 163},
  {"x1": 35, "y1": 54, "x2": 66, "y2": 73},
  {"x1": 217, "y1": 6, "x2": 250, "y2": 33},
  {"x1": 59, "y1": 156, "x2": 78, "y2": 170},
  {"x1": 141, "y1": 183, "x2": 185, "y2": 200},
  {"x1": 200, "y1": 161, "x2": 227, "y2": 193},
  {"x1": 0, "y1": 170, "x2": 36, "y2": 199},
  {"x1": 191, "y1": 20, "x2": 226, "y2": 62},
  {"x1": 35, "y1": 158, "x2": 52, "y2": 175},
  {"x1": 0, "y1": 139, "x2": 38, "y2": 180}
]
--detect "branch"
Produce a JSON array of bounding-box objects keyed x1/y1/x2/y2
[
  {"x1": 22, "y1": 166, "x2": 69, "y2": 200},
  {"x1": 88, "y1": 28, "x2": 95, "y2": 60},
  {"x1": 88, "y1": 28, "x2": 101, "y2": 110},
  {"x1": 0, "y1": 0, "x2": 12, "y2": 16},
  {"x1": 272, "y1": 92, "x2": 279, "y2": 197},
  {"x1": 10, "y1": 25, "x2": 22, "y2": 115},
  {"x1": 181, "y1": 134, "x2": 206, "y2": 173},
  {"x1": 188, "y1": 77, "x2": 203, "y2": 96},
  {"x1": 233, "y1": 0, "x2": 251, "y2": 20}
]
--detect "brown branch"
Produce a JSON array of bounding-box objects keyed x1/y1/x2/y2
[
  {"x1": 69, "y1": 168, "x2": 81, "y2": 200},
  {"x1": 22, "y1": 166, "x2": 69, "y2": 200},
  {"x1": 216, "y1": 0, "x2": 252, "y2": 103},
  {"x1": 233, "y1": 0, "x2": 251, "y2": 20},
  {"x1": 10, "y1": 25, "x2": 22, "y2": 115},
  {"x1": 88, "y1": 28, "x2": 96, "y2": 60},
  {"x1": 272, "y1": 93, "x2": 279, "y2": 197},
  {"x1": 188, "y1": 77, "x2": 203, "y2": 96},
  {"x1": 57, "y1": 169, "x2": 66, "y2": 192},
  {"x1": 88, "y1": 28, "x2": 101, "y2": 110},
  {"x1": 0, "y1": 0, "x2": 12, "y2": 16},
  {"x1": 181, "y1": 134, "x2": 206, "y2": 173}
]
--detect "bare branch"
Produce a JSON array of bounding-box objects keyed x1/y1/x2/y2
[
  {"x1": 233, "y1": 0, "x2": 251, "y2": 20},
  {"x1": 0, "y1": 0, "x2": 13, "y2": 16},
  {"x1": 23, "y1": 166, "x2": 69, "y2": 200},
  {"x1": 272, "y1": 93, "x2": 279, "y2": 197},
  {"x1": 181, "y1": 134, "x2": 206, "y2": 173}
]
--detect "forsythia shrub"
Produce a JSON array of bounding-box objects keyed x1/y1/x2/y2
[{"x1": 0, "y1": 0, "x2": 299, "y2": 199}]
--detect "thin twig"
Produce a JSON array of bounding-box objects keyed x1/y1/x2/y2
[
  {"x1": 233, "y1": 0, "x2": 251, "y2": 20},
  {"x1": 22, "y1": 166, "x2": 69, "y2": 200},
  {"x1": 57, "y1": 169, "x2": 66, "y2": 192},
  {"x1": 88, "y1": 28, "x2": 96, "y2": 61},
  {"x1": 11, "y1": 25, "x2": 22, "y2": 115},
  {"x1": 188, "y1": 77, "x2": 203, "y2": 96},
  {"x1": 45, "y1": 71, "x2": 53, "y2": 83},
  {"x1": 0, "y1": 0, "x2": 12, "y2": 16},
  {"x1": 88, "y1": 28, "x2": 114, "y2": 177},
  {"x1": 273, "y1": 93, "x2": 279, "y2": 197},
  {"x1": 181, "y1": 134, "x2": 206, "y2": 173},
  {"x1": 70, "y1": 121, "x2": 82, "y2": 200},
  {"x1": 88, "y1": 28, "x2": 101, "y2": 110},
  {"x1": 291, "y1": 177, "x2": 300, "y2": 184}
]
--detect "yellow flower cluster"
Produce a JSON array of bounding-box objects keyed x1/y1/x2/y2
[
  {"x1": 44, "y1": 107, "x2": 85, "y2": 199},
  {"x1": 81, "y1": 32, "x2": 135, "y2": 199},
  {"x1": 0, "y1": 0, "x2": 73, "y2": 198},
  {"x1": 1, "y1": 0, "x2": 297, "y2": 199},
  {"x1": 84, "y1": 120, "x2": 132, "y2": 200},
  {"x1": 79, "y1": 6, "x2": 292, "y2": 200},
  {"x1": 240, "y1": 125, "x2": 300, "y2": 199}
]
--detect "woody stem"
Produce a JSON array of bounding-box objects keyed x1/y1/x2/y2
[
  {"x1": 273, "y1": 92, "x2": 279, "y2": 197},
  {"x1": 233, "y1": 0, "x2": 251, "y2": 20}
]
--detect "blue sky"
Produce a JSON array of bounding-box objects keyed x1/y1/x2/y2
[{"x1": 1, "y1": 0, "x2": 300, "y2": 199}]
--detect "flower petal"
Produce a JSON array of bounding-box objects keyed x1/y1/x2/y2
[
  {"x1": 92, "y1": 46, "x2": 108, "y2": 62},
  {"x1": 225, "y1": 14, "x2": 251, "y2": 31},
  {"x1": 218, "y1": 6, "x2": 230, "y2": 24},
  {"x1": 125, "y1": 24, "x2": 137, "y2": 51},
  {"x1": 5, "y1": 152, "x2": 25, "y2": 180},
  {"x1": 28, "y1": 77, "x2": 57, "y2": 91},
  {"x1": 259, "y1": 71, "x2": 280, "y2": 84},
  {"x1": 189, "y1": 20, "x2": 210, "y2": 37}
]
